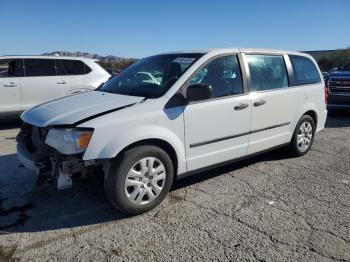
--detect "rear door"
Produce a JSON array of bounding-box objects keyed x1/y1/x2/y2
[
  {"x1": 0, "y1": 59, "x2": 23, "y2": 115},
  {"x1": 61, "y1": 59, "x2": 90, "y2": 93},
  {"x1": 244, "y1": 53, "x2": 298, "y2": 154},
  {"x1": 21, "y1": 59, "x2": 71, "y2": 110},
  {"x1": 184, "y1": 54, "x2": 251, "y2": 171}
]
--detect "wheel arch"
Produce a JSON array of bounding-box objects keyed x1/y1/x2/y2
[
  {"x1": 114, "y1": 138, "x2": 180, "y2": 178},
  {"x1": 303, "y1": 110, "x2": 318, "y2": 129}
]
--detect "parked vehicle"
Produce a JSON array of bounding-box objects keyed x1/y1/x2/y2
[
  {"x1": 17, "y1": 48, "x2": 327, "y2": 215},
  {"x1": 325, "y1": 62, "x2": 350, "y2": 110},
  {"x1": 0, "y1": 56, "x2": 110, "y2": 118}
]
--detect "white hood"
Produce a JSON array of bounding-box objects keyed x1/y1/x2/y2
[{"x1": 21, "y1": 91, "x2": 144, "y2": 127}]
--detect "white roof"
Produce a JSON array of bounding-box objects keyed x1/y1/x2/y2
[
  {"x1": 0, "y1": 55, "x2": 99, "y2": 62},
  {"x1": 159, "y1": 47, "x2": 308, "y2": 57}
]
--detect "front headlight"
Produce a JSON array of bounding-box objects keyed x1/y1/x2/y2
[{"x1": 45, "y1": 128, "x2": 93, "y2": 155}]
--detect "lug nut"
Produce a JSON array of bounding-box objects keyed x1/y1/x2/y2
[{"x1": 147, "y1": 183, "x2": 150, "y2": 187}]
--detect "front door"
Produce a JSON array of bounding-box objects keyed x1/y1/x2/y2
[
  {"x1": 184, "y1": 55, "x2": 251, "y2": 171},
  {"x1": 0, "y1": 59, "x2": 23, "y2": 115}
]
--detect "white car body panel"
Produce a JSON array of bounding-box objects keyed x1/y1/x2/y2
[
  {"x1": 184, "y1": 95, "x2": 251, "y2": 171},
  {"x1": 19, "y1": 48, "x2": 327, "y2": 177},
  {"x1": 0, "y1": 77, "x2": 21, "y2": 114},
  {"x1": 21, "y1": 91, "x2": 143, "y2": 127}
]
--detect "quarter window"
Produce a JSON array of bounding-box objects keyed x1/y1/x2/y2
[
  {"x1": 247, "y1": 55, "x2": 288, "y2": 92},
  {"x1": 289, "y1": 55, "x2": 321, "y2": 85},
  {"x1": 24, "y1": 59, "x2": 56, "y2": 77},
  {"x1": 61, "y1": 60, "x2": 90, "y2": 75},
  {"x1": 189, "y1": 55, "x2": 243, "y2": 98},
  {"x1": 0, "y1": 59, "x2": 24, "y2": 77}
]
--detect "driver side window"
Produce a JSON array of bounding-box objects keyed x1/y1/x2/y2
[{"x1": 189, "y1": 55, "x2": 243, "y2": 98}]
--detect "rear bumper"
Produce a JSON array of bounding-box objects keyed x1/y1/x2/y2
[
  {"x1": 17, "y1": 142, "x2": 38, "y2": 172},
  {"x1": 327, "y1": 104, "x2": 350, "y2": 110},
  {"x1": 327, "y1": 94, "x2": 350, "y2": 110}
]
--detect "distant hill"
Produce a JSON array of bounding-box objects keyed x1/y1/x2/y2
[
  {"x1": 302, "y1": 49, "x2": 350, "y2": 61},
  {"x1": 42, "y1": 51, "x2": 133, "y2": 62}
]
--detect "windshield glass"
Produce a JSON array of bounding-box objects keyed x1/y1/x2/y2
[
  {"x1": 100, "y1": 53, "x2": 203, "y2": 97},
  {"x1": 340, "y1": 63, "x2": 350, "y2": 71}
]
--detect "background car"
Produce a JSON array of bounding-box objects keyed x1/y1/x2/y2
[
  {"x1": 326, "y1": 62, "x2": 350, "y2": 111},
  {"x1": 0, "y1": 56, "x2": 111, "y2": 118}
]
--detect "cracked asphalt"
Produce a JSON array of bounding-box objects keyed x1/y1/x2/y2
[{"x1": 0, "y1": 112, "x2": 350, "y2": 262}]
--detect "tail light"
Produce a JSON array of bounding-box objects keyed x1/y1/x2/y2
[{"x1": 324, "y1": 86, "x2": 329, "y2": 104}]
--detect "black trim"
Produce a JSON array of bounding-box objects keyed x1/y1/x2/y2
[
  {"x1": 73, "y1": 102, "x2": 140, "y2": 126},
  {"x1": 190, "y1": 122, "x2": 290, "y2": 148},
  {"x1": 178, "y1": 142, "x2": 290, "y2": 179}
]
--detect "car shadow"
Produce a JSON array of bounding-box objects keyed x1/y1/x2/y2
[
  {"x1": 0, "y1": 119, "x2": 22, "y2": 130},
  {"x1": 326, "y1": 110, "x2": 350, "y2": 128},
  {"x1": 0, "y1": 148, "x2": 289, "y2": 234}
]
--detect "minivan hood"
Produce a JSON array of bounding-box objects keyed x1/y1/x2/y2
[{"x1": 21, "y1": 91, "x2": 144, "y2": 127}]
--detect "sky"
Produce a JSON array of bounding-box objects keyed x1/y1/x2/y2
[{"x1": 1, "y1": 0, "x2": 349, "y2": 58}]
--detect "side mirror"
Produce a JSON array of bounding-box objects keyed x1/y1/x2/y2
[{"x1": 186, "y1": 84, "x2": 212, "y2": 102}]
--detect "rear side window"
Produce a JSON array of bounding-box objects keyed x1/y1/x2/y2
[
  {"x1": 61, "y1": 60, "x2": 91, "y2": 75},
  {"x1": 0, "y1": 59, "x2": 24, "y2": 77},
  {"x1": 24, "y1": 59, "x2": 56, "y2": 77},
  {"x1": 289, "y1": 55, "x2": 321, "y2": 85},
  {"x1": 55, "y1": 60, "x2": 67, "y2": 75},
  {"x1": 247, "y1": 55, "x2": 289, "y2": 92}
]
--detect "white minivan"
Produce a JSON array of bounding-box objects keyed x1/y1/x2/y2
[
  {"x1": 17, "y1": 48, "x2": 327, "y2": 215},
  {"x1": 0, "y1": 56, "x2": 110, "y2": 118}
]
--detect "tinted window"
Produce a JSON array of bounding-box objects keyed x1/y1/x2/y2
[
  {"x1": 289, "y1": 55, "x2": 321, "y2": 85},
  {"x1": 55, "y1": 60, "x2": 67, "y2": 75},
  {"x1": 247, "y1": 55, "x2": 288, "y2": 92},
  {"x1": 62, "y1": 60, "x2": 87, "y2": 75},
  {"x1": 24, "y1": 59, "x2": 56, "y2": 77},
  {"x1": 0, "y1": 59, "x2": 24, "y2": 77},
  {"x1": 189, "y1": 55, "x2": 243, "y2": 98}
]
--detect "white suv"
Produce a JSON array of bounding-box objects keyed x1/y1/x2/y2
[
  {"x1": 17, "y1": 48, "x2": 327, "y2": 215},
  {"x1": 0, "y1": 56, "x2": 110, "y2": 118}
]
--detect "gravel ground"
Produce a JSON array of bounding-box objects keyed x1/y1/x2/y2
[{"x1": 0, "y1": 113, "x2": 349, "y2": 262}]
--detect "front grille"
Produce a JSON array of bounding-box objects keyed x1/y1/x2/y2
[{"x1": 329, "y1": 78, "x2": 350, "y2": 94}]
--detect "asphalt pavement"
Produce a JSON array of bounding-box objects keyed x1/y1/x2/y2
[{"x1": 0, "y1": 113, "x2": 349, "y2": 261}]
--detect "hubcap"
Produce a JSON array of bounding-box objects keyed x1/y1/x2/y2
[
  {"x1": 124, "y1": 157, "x2": 166, "y2": 205},
  {"x1": 297, "y1": 121, "x2": 313, "y2": 152}
]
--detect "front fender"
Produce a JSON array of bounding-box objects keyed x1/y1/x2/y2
[{"x1": 83, "y1": 125, "x2": 187, "y2": 175}]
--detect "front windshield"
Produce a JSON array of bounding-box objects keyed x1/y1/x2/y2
[
  {"x1": 340, "y1": 63, "x2": 350, "y2": 71},
  {"x1": 101, "y1": 53, "x2": 203, "y2": 98}
]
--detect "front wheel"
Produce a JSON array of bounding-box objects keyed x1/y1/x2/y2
[
  {"x1": 287, "y1": 115, "x2": 315, "y2": 156},
  {"x1": 104, "y1": 145, "x2": 174, "y2": 216}
]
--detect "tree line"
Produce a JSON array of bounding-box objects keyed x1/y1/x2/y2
[{"x1": 316, "y1": 49, "x2": 350, "y2": 72}]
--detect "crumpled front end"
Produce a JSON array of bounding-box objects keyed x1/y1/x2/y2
[{"x1": 16, "y1": 123, "x2": 100, "y2": 190}]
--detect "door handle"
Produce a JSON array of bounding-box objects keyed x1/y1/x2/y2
[
  {"x1": 3, "y1": 84, "x2": 17, "y2": 87},
  {"x1": 57, "y1": 81, "x2": 66, "y2": 84},
  {"x1": 234, "y1": 103, "x2": 249, "y2": 110},
  {"x1": 253, "y1": 99, "x2": 266, "y2": 107}
]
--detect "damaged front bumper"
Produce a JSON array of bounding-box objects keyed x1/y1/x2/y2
[{"x1": 16, "y1": 123, "x2": 101, "y2": 190}]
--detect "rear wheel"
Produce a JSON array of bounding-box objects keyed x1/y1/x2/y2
[
  {"x1": 287, "y1": 115, "x2": 315, "y2": 156},
  {"x1": 104, "y1": 145, "x2": 174, "y2": 215}
]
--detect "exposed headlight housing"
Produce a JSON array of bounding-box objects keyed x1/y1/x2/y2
[{"x1": 45, "y1": 128, "x2": 93, "y2": 155}]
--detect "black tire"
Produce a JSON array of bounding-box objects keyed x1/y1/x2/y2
[
  {"x1": 104, "y1": 145, "x2": 174, "y2": 216},
  {"x1": 287, "y1": 115, "x2": 315, "y2": 157}
]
